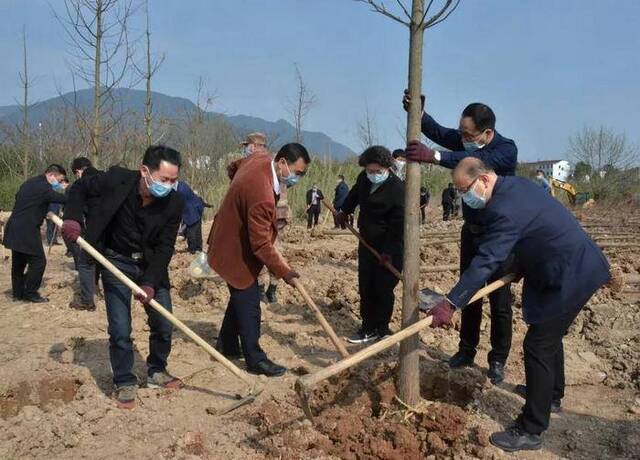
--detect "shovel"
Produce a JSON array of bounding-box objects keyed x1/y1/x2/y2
[
  {"x1": 294, "y1": 273, "x2": 517, "y2": 420},
  {"x1": 47, "y1": 213, "x2": 262, "y2": 414}
]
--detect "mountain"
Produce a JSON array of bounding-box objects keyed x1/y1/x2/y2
[{"x1": 0, "y1": 88, "x2": 355, "y2": 159}]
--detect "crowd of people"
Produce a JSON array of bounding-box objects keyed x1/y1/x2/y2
[{"x1": 1, "y1": 93, "x2": 612, "y2": 453}]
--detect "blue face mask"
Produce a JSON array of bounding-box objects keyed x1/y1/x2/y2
[
  {"x1": 285, "y1": 174, "x2": 300, "y2": 187},
  {"x1": 462, "y1": 182, "x2": 487, "y2": 209},
  {"x1": 462, "y1": 141, "x2": 485, "y2": 152},
  {"x1": 51, "y1": 180, "x2": 64, "y2": 192},
  {"x1": 367, "y1": 170, "x2": 389, "y2": 185},
  {"x1": 144, "y1": 169, "x2": 173, "y2": 198}
]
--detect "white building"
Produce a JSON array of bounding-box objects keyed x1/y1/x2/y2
[{"x1": 526, "y1": 160, "x2": 572, "y2": 182}]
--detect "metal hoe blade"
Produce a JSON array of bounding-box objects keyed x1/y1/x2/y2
[{"x1": 418, "y1": 287, "x2": 445, "y2": 312}]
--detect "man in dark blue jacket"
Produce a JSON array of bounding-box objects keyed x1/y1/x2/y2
[
  {"x1": 176, "y1": 181, "x2": 211, "y2": 254},
  {"x1": 332, "y1": 175, "x2": 350, "y2": 229},
  {"x1": 427, "y1": 158, "x2": 611, "y2": 452},
  {"x1": 403, "y1": 92, "x2": 518, "y2": 384}
]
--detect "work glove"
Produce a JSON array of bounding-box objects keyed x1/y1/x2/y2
[
  {"x1": 283, "y1": 270, "x2": 300, "y2": 287},
  {"x1": 334, "y1": 211, "x2": 347, "y2": 228},
  {"x1": 402, "y1": 89, "x2": 426, "y2": 112},
  {"x1": 135, "y1": 285, "x2": 155, "y2": 305},
  {"x1": 61, "y1": 220, "x2": 82, "y2": 242},
  {"x1": 428, "y1": 298, "x2": 455, "y2": 328},
  {"x1": 405, "y1": 140, "x2": 436, "y2": 164},
  {"x1": 379, "y1": 253, "x2": 392, "y2": 267}
]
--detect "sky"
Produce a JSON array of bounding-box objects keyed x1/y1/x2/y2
[{"x1": 0, "y1": 0, "x2": 639, "y2": 161}]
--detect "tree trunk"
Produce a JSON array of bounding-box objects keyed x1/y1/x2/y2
[
  {"x1": 397, "y1": 0, "x2": 424, "y2": 406},
  {"x1": 21, "y1": 27, "x2": 30, "y2": 181},
  {"x1": 92, "y1": 1, "x2": 103, "y2": 167},
  {"x1": 144, "y1": 0, "x2": 152, "y2": 147}
]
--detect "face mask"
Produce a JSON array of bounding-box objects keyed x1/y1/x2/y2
[
  {"x1": 367, "y1": 170, "x2": 389, "y2": 185},
  {"x1": 462, "y1": 181, "x2": 487, "y2": 209},
  {"x1": 51, "y1": 180, "x2": 64, "y2": 192},
  {"x1": 241, "y1": 145, "x2": 252, "y2": 156},
  {"x1": 462, "y1": 141, "x2": 485, "y2": 152},
  {"x1": 144, "y1": 168, "x2": 173, "y2": 198},
  {"x1": 279, "y1": 160, "x2": 300, "y2": 187}
]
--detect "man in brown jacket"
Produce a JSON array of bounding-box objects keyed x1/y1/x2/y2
[{"x1": 207, "y1": 143, "x2": 310, "y2": 376}]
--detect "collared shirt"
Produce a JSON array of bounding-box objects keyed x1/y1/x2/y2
[{"x1": 270, "y1": 161, "x2": 281, "y2": 195}]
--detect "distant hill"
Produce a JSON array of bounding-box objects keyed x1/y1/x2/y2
[{"x1": 0, "y1": 87, "x2": 355, "y2": 159}]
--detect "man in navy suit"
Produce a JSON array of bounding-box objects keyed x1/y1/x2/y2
[
  {"x1": 427, "y1": 158, "x2": 611, "y2": 452},
  {"x1": 402, "y1": 92, "x2": 518, "y2": 384}
]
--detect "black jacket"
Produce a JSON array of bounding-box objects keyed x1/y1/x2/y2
[
  {"x1": 306, "y1": 188, "x2": 324, "y2": 207},
  {"x1": 64, "y1": 167, "x2": 184, "y2": 289},
  {"x1": 441, "y1": 186, "x2": 456, "y2": 205},
  {"x1": 3, "y1": 175, "x2": 66, "y2": 255},
  {"x1": 340, "y1": 171, "x2": 404, "y2": 255}
]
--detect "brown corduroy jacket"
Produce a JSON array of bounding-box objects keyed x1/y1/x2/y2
[{"x1": 207, "y1": 153, "x2": 290, "y2": 289}]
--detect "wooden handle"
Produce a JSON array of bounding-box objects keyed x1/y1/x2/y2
[
  {"x1": 321, "y1": 199, "x2": 404, "y2": 281},
  {"x1": 293, "y1": 279, "x2": 350, "y2": 359},
  {"x1": 297, "y1": 273, "x2": 516, "y2": 389},
  {"x1": 48, "y1": 213, "x2": 256, "y2": 389}
]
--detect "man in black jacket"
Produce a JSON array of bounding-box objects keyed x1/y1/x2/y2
[
  {"x1": 3, "y1": 164, "x2": 67, "y2": 303},
  {"x1": 62, "y1": 146, "x2": 185, "y2": 409},
  {"x1": 441, "y1": 183, "x2": 456, "y2": 221},
  {"x1": 337, "y1": 146, "x2": 404, "y2": 343},
  {"x1": 306, "y1": 185, "x2": 324, "y2": 229}
]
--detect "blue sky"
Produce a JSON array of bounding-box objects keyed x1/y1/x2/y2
[{"x1": 0, "y1": 0, "x2": 638, "y2": 161}]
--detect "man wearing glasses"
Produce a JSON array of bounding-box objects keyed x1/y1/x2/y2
[{"x1": 401, "y1": 92, "x2": 518, "y2": 385}]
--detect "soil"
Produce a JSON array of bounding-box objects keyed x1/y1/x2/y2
[{"x1": 1, "y1": 205, "x2": 639, "y2": 459}]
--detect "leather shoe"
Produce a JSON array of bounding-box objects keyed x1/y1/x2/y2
[
  {"x1": 448, "y1": 351, "x2": 474, "y2": 368},
  {"x1": 490, "y1": 425, "x2": 542, "y2": 452},
  {"x1": 248, "y1": 359, "x2": 286, "y2": 377},
  {"x1": 24, "y1": 295, "x2": 49, "y2": 303},
  {"x1": 488, "y1": 361, "x2": 506, "y2": 385},
  {"x1": 514, "y1": 384, "x2": 561, "y2": 413}
]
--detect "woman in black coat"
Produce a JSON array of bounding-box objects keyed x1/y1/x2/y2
[{"x1": 337, "y1": 146, "x2": 404, "y2": 343}]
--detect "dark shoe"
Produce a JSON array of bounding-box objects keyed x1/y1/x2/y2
[
  {"x1": 346, "y1": 329, "x2": 379, "y2": 344},
  {"x1": 490, "y1": 425, "x2": 542, "y2": 452},
  {"x1": 514, "y1": 384, "x2": 562, "y2": 413},
  {"x1": 24, "y1": 295, "x2": 49, "y2": 303},
  {"x1": 488, "y1": 361, "x2": 505, "y2": 385},
  {"x1": 265, "y1": 284, "x2": 278, "y2": 303},
  {"x1": 258, "y1": 284, "x2": 268, "y2": 303},
  {"x1": 376, "y1": 326, "x2": 393, "y2": 340},
  {"x1": 215, "y1": 346, "x2": 242, "y2": 361},
  {"x1": 69, "y1": 299, "x2": 96, "y2": 311},
  {"x1": 248, "y1": 359, "x2": 286, "y2": 377},
  {"x1": 448, "y1": 351, "x2": 474, "y2": 368},
  {"x1": 12, "y1": 294, "x2": 24, "y2": 301}
]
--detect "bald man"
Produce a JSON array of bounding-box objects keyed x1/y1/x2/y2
[{"x1": 426, "y1": 158, "x2": 610, "y2": 452}]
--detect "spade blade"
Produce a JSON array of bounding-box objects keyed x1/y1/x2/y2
[{"x1": 418, "y1": 288, "x2": 445, "y2": 313}]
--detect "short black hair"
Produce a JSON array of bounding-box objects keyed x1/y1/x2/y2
[
  {"x1": 45, "y1": 164, "x2": 67, "y2": 177},
  {"x1": 338, "y1": 174, "x2": 345, "y2": 180},
  {"x1": 461, "y1": 103, "x2": 496, "y2": 131},
  {"x1": 61, "y1": 178, "x2": 69, "y2": 184},
  {"x1": 392, "y1": 149, "x2": 405, "y2": 159},
  {"x1": 448, "y1": 182, "x2": 454, "y2": 187},
  {"x1": 358, "y1": 146, "x2": 393, "y2": 168},
  {"x1": 142, "y1": 145, "x2": 182, "y2": 171},
  {"x1": 71, "y1": 156, "x2": 92, "y2": 174},
  {"x1": 275, "y1": 143, "x2": 311, "y2": 164},
  {"x1": 536, "y1": 169, "x2": 545, "y2": 176}
]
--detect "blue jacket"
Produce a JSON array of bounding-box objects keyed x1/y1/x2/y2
[
  {"x1": 333, "y1": 181, "x2": 349, "y2": 208},
  {"x1": 447, "y1": 176, "x2": 610, "y2": 324},
  {"x1": 421, "y1": 113, "x2": 518, "y2": 224},
  {"x1": 177, "y1": 181, "x2": 204, "y2": 227}
]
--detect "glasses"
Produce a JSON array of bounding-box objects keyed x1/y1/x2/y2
[{"x1": 457, "y1": 176, "x2": 479, "y2": 194}]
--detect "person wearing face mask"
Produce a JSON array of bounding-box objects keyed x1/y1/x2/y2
[
  {"x1": 391, "y1": 149, "x2": 407, "y2": 181},
  {"x1": 61, "y1": 146, "x2": 185, "y2": 409},
  {"x1": 207, "y1": 143, "x2": 310, "y2": 377},
  {"x1": 426, "y1": 157, "x2": 610, "y2": 452},
  {"x1": 336, "y1": 146, "x2": 404, "y2": 343},
  {"x1": 240, "y1": 132, "x2": 268, "y2": 157},
  {"x1": 3, "y1": 164, "x2": 68, "y2": 303},
  {"x1": 305, "y1": 185, "x2": 324, "y2": 229},
  {"x1": 402, "y1": 92, "x2": 518, "y2": 384},
  {"x1": 535, "y1": 170, "x2": 552, "y2": 194}
]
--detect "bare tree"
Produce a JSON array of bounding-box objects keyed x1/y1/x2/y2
[
  {"x1": 287, "y1": 64, "x2": 317, "y2": 143},
  {"x1": 568, "y1": 126, "x2": 638, "y2": 199},
  {"x1": 357, "y1": 102, "x2": 378, "y2": 149},
  {"x1": 18, "y1": 26, "x2": 34, "y2": 180},
  {"x1": 356, "y1": 0, "x2": 462, "y2": 405},
  {"x1": 133, "y1": 0, "x2": 165, "y2": 147},
  {"x1": 54, "y1": 0, "x2": 137, "y2": 166}
]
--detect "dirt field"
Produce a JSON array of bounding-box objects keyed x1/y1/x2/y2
[{"x1": 1, "y1": 206, "x2": 639, "y2": 459}]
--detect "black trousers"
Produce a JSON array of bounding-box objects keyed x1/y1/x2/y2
[
  {"x1": 420, "y1": 206, "x2": 426, "y2": 224},
  {"x1": 11, "y1": 250, "x2": 46, "y2": 298},
  {"x1": 307, "y1": 204, "x2": 320, "y2": 228},
  {"x1": 217, "y1": 281, "x2": 267, "y2": 367},
  {"x1": 517, "y1": 308, "x2": 579, "y2": 434},
  {"x1": 458, "y1": 225, "x2": 513, "y2": 364},
  {"x1": 442, "y1": 203, "x2": 453, "y2": 221},
  {"x1": 185, "y1": 220, "x2": 203, "y2": 253},
  {"x1": 358, "y1": 244, "x2": 402, "y2": 334}
]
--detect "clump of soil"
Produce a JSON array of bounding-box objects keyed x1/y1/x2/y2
[{"x1": 1, "y1": 376, "x2": 82, "y2": 419}]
